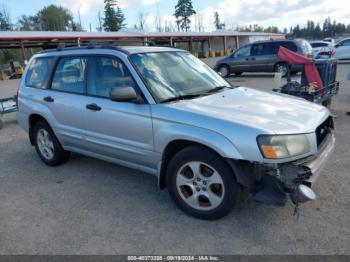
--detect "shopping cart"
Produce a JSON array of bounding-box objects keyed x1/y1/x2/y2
[
  {"x1": 273, "y1": 47, "x2": 339, "y2": 107},
  {"x1": 0, "y1": 96, "x2": 17, "y2": 128}
]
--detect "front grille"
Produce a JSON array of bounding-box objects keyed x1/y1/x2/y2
[{"x1": 316, "y1": 116, "x2": 334, "y2": 148}]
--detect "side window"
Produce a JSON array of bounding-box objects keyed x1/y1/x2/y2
[
  {"x1": 251, "y1": 44, "x2": 264, "y2": 56},
  {"x1": 342, "y1": 40, "x2": 350, "y2": 46},
  {"x1": 234, "y1": 45, "x2": 251, "y2": 58},
  {"x1": 25, "y1": 57, "x2": 54, "y2": 88},
  {"x1": 51, "y1": 57, "x2": 87, "y2": 94},
  {"x1": 252, "y1": 43, "x2": 274, "y2": 56},
  {"x1": 279, "y1": 42, "x2": 298, "y2": 52},
  {"x1": 87, "y1": 57, "x2": 137, "y2": 98}
]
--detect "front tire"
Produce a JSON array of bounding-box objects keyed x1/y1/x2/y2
[
  {"x1": 33, "y1": 121, "x2": 70, "y2": 166},
  {"x1": 219, "y1": 65, "x2": 230, "y2": 78},
  {"x1": 166, "y1": 145, "x2": 239, "y2": 220}
]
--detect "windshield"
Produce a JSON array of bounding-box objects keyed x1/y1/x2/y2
[{"x1": 130, "y1": 52, "x2": 231, "y2": 103}]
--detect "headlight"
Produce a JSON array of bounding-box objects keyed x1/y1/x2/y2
[{"x1": 258, "y1": 134, "x2": 310, "y2": 159}]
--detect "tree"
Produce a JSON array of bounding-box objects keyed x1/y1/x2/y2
[
  {"x1": 136, "y1": 12, "x2": 146, "y2": 30},
  {"x1": 116, "y1": 6, "x2": 126, "y2": 29},
  {"x1": 0, "y1": 5, "x2": 12, "y2": 30},
  {"x1": 213, "y1": 11, "x2": 224, "y2": 30},
  {"x1": 103, "y1": 0, "x2": 125, "y2": 32},
  {"x1": 174, "y1": 0, "x2": 196, "y2": 32},
  {"x1": 96, "y1": 11, "x2": 103, "y2": 32},
  {"x1": 38, "y1": 5, "x2": 74, "y2": 31},
  {"x1": 17, "y1": 15, "x2": 40, "y2": 31}
]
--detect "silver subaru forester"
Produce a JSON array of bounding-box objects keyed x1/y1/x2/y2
[{"x1": 17, "y1": 46, "x2": 335, "y2": 220}]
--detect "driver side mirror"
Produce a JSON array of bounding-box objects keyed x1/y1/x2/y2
[{"x1": 109, "y1": 86, "x2": 139, "y2": 103}]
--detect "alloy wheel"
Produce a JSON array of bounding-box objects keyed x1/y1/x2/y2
[
  {"x1": 176, "y1": 161, "x2": 225, "y2": 211},
  {"x1": 36, "y1": 129, "x2": 55, "y2": 160}
]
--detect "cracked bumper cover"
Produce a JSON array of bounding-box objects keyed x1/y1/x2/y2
[{"x1": 296, "y1": 133, "x2": 335, "y2": 187}]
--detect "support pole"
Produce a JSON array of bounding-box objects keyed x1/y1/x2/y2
[
  {"x1": 20, "y1": 40, "x2": 27, "y2": 62},
  {"x1": 235, "y1": 36, "x2": 239, "y2": 49},
  {"x1": 189, "y1": 37, "x2": 193, "y2": 53},
  {"x1": 223, "y1": 36, "x2": 227, "y2": 52},
  {"x1": 170, "y1": 37, "x2": 173, "y2": 47}
]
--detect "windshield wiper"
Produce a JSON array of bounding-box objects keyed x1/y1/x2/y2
[
  {"x1": 208, "y1": 85, "x2": 230, "y2": 93},
  {"x1": 160, "y1": 94, "x2": 203, "y2": 103}
]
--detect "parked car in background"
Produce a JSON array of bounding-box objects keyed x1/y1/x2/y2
[
  {"x1": 17, "y1": 45, "x2": 335, "y2": 220},
  {"x1": 214, "y1": 39, "x2": 313, "y2": 77},
  {"x1": 323, "y1": 38, "x2": 335, "y2": 44},
  {"x1": 335, "y1": 38, "x2": 350, "y2": 60},
  {"x1": 310, "y1": 41, "x2": 335, "y2": 59}
]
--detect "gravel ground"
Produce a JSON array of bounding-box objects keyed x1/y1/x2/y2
[{"x1": 0, "y1": 62, "x2": 349, "y2": 255}]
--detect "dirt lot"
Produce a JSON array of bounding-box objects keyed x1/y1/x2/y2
[{"x1": 0, "y1": 62, "x2": 349, "y2": 255}]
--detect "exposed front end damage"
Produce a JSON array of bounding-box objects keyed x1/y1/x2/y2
[{"x1": 228, "y1": 131, "x2": 335, "y2": 209}]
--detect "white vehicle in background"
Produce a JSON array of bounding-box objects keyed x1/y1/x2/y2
[
  {"x1": 323, "y1": 38, "x2": 335, "y2": 44},
  {"x1": 335, "y1": 38, "x2": 350, "y2": 60},
  {"x1": 310, "y1": 41, "x2": 335, "y2": 59}
]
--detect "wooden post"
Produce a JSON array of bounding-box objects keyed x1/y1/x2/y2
[
  {"x1": 223, "y1": 36, "x2": 227, "y2": 52},
  {"x1": 189, "y1": 37, "x2": 193, "y2": 53},
  {"x1": 20, "y1": 40, "x2": 27, "y2": 62}
]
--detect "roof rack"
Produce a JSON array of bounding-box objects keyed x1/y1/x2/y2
[{"x1": 40, "y1": 40, "x2": 157, "y2": 54}]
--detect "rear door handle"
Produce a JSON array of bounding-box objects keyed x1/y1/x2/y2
[
  {"x1": 86, "y1": 103, "x2": 101, "y2": 111},
  {"x1": 43, "y1": 96, "x2": 54, "y2": 102}
]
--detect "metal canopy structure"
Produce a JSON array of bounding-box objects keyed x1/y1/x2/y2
[{"x1": 0, "y1": 30, "x2": 285, "y2": 59}]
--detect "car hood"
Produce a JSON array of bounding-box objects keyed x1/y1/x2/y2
[{"x1": 164, "y1": 87, "x2": 330, "y2": 134}]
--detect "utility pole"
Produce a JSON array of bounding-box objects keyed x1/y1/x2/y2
[{"x1": 78, "y1": 5, "x2": 82, "y2": 29}]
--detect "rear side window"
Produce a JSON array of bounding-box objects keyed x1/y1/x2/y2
[
  {"x1": 252, "y1": 43, "x2": 274, "y2": 55},
  {"x1": 25, "y1": 57, "x2": 54, "y2": 88},
  {"x1": 87, "y1": 57, "x2": 136, "y2": 98},
  {"x1": 51, "y1": 57, "x2": 87, "y2": 94},
  {"x1": 279, "y1": 42, "x2": 298, "y2": 52},
  {"x1": 339, "y1": 39, "x2": 350, "y2": 47}
]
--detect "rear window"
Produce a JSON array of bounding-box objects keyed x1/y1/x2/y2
[
  {"x1": 311, "y1": 42, "x2": 329, "y2": 48},
  {"x1": 25, "y1": 57, "x2": 54, "y2": 88},
  {"x1": 296, "y1": 39, "x2": 313, "y2": 56}
]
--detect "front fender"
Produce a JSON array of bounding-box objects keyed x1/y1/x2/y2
[{"x1": 154, "y1": 123, "x2": 243, "y2": 160}]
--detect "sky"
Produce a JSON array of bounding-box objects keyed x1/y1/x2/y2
[{"x1": 2, "y1": 0, "x2": 350, "y2": 32}]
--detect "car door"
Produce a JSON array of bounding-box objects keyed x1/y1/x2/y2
[
  {"x1": 82, "y1": 56, "x2": 154, "y2": 169},
  {"x1": 249, "y1": 43, "x2": 275, "y2": 72},
  {"x1": 335, "y1": 39, "x2": 350, "y2": 59},
  {"x1": 227, "y1": 44, "x2": 252, "y2": 72},
  {"x1": 25, "y1": 56, "x2": 86, "y2": 149}
]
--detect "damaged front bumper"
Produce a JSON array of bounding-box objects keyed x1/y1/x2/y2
[
  {"x1": 294, "y1": 133, "x2": 335, "y2": 187},
  {"x1": 234, "y1": 132, "x2": 335, "y2": 206}
]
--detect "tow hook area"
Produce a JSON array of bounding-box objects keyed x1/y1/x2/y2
[
  {"x1": 291, "y1": 184, "x2": 316, "y2": 204},
  {"x1": 290, "y1": 184, "x2": 316, "y2": 218}
]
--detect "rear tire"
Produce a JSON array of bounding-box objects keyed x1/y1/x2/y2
[
  {"x1": 322, "y1": 98, "x2": 332, "y2": 108},
  {"x1": 33, "y1": 121, "x2": 70, "y2": 166},
  {"x1": 274, "y1": 63, "x2": 288, "y2": 77},
  {"x1": 219, "y1": 65, "x2": 230, "y2": 78},
  {"x1": 166, "y1": 145, "x2": 239, "y2": 220}
]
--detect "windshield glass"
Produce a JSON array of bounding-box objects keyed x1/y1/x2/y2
[{"x1": 130, "y1": 52, "x2": 230, "y2": 103}]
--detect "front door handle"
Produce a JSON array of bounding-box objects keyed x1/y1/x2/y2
[
  {"x1": 86, "y1": 103, "x2": 101, "y2": 111},
  {"x1": 43, "y1": 96, "x2": 54, "y2": 102}
]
